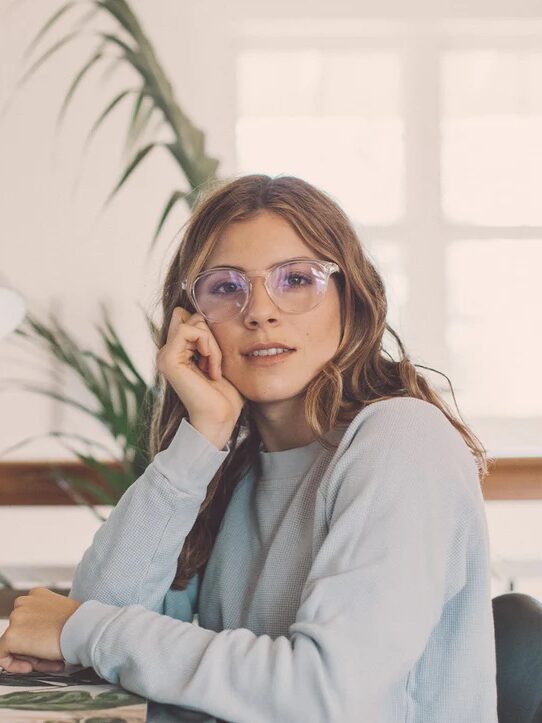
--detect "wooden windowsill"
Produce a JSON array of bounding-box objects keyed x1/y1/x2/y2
[
  {"x1": 0, "y1": 457, "x2": 541, "y2": 504},
  {"x1": 0, "y1": 588, "x2": 69, "y2": 618},
  {"x1": 483, "y1": 457, "x2": 542, "y2": 500},
  {"x1": 0, "y1": 460, "x2": 123, "y2": 505}
]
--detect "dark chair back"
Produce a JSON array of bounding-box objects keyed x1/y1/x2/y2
[{"x1": 492, "y1": 592, "x2": 542, "y2": 723}]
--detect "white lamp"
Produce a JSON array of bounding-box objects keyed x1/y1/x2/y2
[{"x1": 0, "y1": 284, "x2": 26, "y2": 340}]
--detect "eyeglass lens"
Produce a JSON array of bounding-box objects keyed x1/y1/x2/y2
[{"x1": 192, "y1": 261, "x2": 329, "y2": 322}]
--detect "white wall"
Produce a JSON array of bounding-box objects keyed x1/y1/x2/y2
[
  {"x1": 1, "y1": 0, "x2": 541, "y2": 461},
  {"x1": 0, "y1": 1, "x2": 202, "y2": 459}
]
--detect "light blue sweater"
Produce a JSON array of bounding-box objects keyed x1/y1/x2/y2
[{"x1": 60, "y1": 396, "x2": 498, "y2": 722}]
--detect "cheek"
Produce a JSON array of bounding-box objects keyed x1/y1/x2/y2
[
  {"x1": 303, "y1": 305, "x2": 342, "y2": 354},
  {"x1": 208, "y1": 325, "x2": 239, "y2": 369}
]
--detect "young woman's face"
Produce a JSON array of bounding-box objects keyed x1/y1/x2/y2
[{"x1": 200, "y1": 209, "x2": 343, "y2": 405}]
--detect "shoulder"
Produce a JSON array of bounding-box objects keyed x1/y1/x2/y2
[
  {"x1": 343, "y1": 396, "x2": 471, "y2": 460},
  {"x1": 322, "y1": 396, "x2": 480, "y2": 509}
]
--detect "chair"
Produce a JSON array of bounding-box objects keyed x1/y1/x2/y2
[{"x1": 492, "y1": 592, "x2": 542, "y2": 723}]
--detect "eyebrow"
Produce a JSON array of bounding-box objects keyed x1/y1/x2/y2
[{"x1": 206, "y1": 256, "x2": 316, "y2": 272}]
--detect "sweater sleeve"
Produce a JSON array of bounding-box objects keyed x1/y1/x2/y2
[
  {"x1": 64, "y1": 417, "x2": 230, "y2": 619},
  {"x1": 59, "y1": 399, "x2": 479, "y2": 723}
]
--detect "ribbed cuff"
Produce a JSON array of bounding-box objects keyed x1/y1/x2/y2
[
  {"x1": 60, "y1": 599, "x2": 124, "y2": 666},
  {"x1": 152, "y1": 417, "x2": 230, "y2": 494}
]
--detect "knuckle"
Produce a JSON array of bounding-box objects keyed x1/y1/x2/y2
[
  {"x1": 157, "y1": 353, "x2": 170, "y2": 371},
  {"x1": 156, "y1": 347, "x2": 171, "y2": 367}
]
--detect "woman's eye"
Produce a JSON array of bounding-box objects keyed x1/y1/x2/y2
[
  {"x1": 285, "y1": 273, "x2": 311, "y2": 287},
  {"x1": 212, "y1": 282, "x2": 239, "y2": 294}
]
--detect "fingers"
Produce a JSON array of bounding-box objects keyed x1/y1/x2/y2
[
  {"x1": 190, "y1": 317, "x2": 223, "y2": 380},
  {"x1": 166, "y1": 306, "x2": 190, "y2": 345},
  {"x1": 0, "y1": 654, "x2": 66, "y2": 674},
  {"x1": 31, "y1": 657, "x2": 66, "y2": 673},
  {"x1": 161, "y1": 307, "x2": 222, "y2": 381},
  {"x1": 0, "y1": 654, "x2": 32, "y2": 674}
]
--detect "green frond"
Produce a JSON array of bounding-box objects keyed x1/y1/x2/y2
[
  {"x1": 97, "y1": 302, "x2": 147, "y2": 384},
  {"x1": 97, "y1": 31, "x2": 147, "y2": 77},
  {"x1": 101, "y1": 142, "x2": 161, "y2": 210},
  {"x1": 6, "y1": 1, "x2": 231, "y2": 513},
  {"x1": 97, "y1": 0, "x2": 144, "y2": 46},
  {"x1": 16, "y1": 30, "x2": 81, "y2": 94},
  {"x1": 98, "y1": 55, "x2": 124, "y2": 85},
  {"x1": 56, "y1": 441, "x2": 128, "y2": 498},
  {"x1": 137, "y1": 302, "x2": 161, "y2": 347},
  {"x1": 124, "y1": 89, "x2": 155, "y2": 159},
  {"x1": 22, "y1": 1, "x2": 80, "y2": 61},
  {"x1": 51, "y1": 469, "x2": 118, "y2": 506},
  {"x1": 150, "y1": 189, "x2": 188, "y2": 250},
  {"x1": 82, "y1": 88, "x2": 136, "y2": 152},
  {"x1": 56, "y1": 45, "x2": 106, "y2": 130}
]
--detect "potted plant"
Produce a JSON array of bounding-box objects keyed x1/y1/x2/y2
[{"x1": 1, "y1": 1, "x2": 223, "y2": 531}]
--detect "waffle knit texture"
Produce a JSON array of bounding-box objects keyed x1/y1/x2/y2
[{"x1": 60, "y1": 396, "x2": 498, "y2": 722}]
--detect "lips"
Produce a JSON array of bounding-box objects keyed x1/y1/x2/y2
[
  {"x1": 245, "y1": 349, "x2": 293, "y2": 357},
  {"x1": 243, "y1": 349, "x2": 296, "y2": 365},
  {"x1": 242, "y1": 344, "x2": 295, "y2": 356}
]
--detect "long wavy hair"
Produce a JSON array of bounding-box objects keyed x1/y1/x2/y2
[{"x1": 148, "y1": 173, "x2": 489, "y2": 592}]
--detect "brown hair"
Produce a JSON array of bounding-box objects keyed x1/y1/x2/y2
[{"x1": 148, "y1": 173, "x2": 489, "y2": 592}]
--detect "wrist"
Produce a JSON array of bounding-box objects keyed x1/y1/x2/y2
[{"x1": 188, "y1": 417, "x2": 233, "y2": 452}]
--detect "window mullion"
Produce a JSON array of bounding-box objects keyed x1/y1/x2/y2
[{"x1": 402, "y1": 30, "x2": 449, "y2": 382}]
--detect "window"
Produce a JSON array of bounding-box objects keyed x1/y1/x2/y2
[{"x1": 233, "y1": 16, "x2": 542, "y2": 456}]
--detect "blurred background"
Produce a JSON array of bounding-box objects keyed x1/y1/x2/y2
[{"x1": 0, "y1": 0, "x2": 541, "y2": 611}]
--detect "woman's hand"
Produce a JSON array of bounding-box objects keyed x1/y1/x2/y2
[
  {"x1": 0, "y1": 588, "x2": 82, "y2": 673},
  {"x1": 156, "y1": 307, "x2": 246, "y2": 435}
]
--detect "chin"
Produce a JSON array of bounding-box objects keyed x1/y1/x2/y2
[{"x1": 241, "y1": 380, "x2": 308, "y2": 403}]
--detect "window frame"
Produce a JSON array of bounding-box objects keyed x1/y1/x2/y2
[{"x1": 224, "y1": 13, "x2": 542, "y2": 456}]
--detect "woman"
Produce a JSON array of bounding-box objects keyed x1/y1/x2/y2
[{"x1": 0, "y1": 174, "x2": 498, "y2": 722}]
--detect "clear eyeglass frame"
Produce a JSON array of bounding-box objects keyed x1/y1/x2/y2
[{"x1": 180, "y1": 257, "x2": 341, "y2": 322}]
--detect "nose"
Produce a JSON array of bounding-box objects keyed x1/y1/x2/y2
[{"x1": 242, "y1": 276, "x2": 279, "y2": 326}]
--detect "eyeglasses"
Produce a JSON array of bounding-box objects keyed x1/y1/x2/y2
[{"x1": 181, "y1": 257, "x2": 341, "y2": 323}]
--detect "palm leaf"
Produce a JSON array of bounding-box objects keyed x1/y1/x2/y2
[
  {"x1": 101, "y1": 142, "x2": 161, "y2": 209},
  {"x1": 9, "y1": 310, "x2": 153, "y2": 452},
  {"x1": 6, "y1": 1, "x2": 231, "y2": 515},
  {"x1": 22, "y1": 2, "x2": 100, "y2": 61},
  {"x1": 97, "y1": 32, "x2": 147, "y2": 76},
  {"x1": 124, "y1": 89, "x2": 155, "y2": 159},
  {"x1": 51, "y1": 470, "x2": 117, "y2": 507},
  {"x1": 82, "y1": 88, "x2": 136, "y2": 153},
  {"x1": 56, "y1": 440, "x2": 128, "y2": 498},
  {"x1": 150, "y1": 190, "x2": 188, "y2": 252},
  {"x1": 56, "y1": 45, "x2": 106, "y2": 130},
  {"x1": 98, "y1": 54, "x2": 124, "y2": 85},
  {"x1": 96, "y1": 303, "x2": 147, "y2": 385},
  {"x1": 15, "y1": 30, "x2": 82, "y2": 95},
  {"x1": 14, "y1": 306, "x2": 156, "y2": 455},
  {"x1": 15, "y1": 0, "x2": 222, "y2": 244},
  {"x1": 22, "y1": 1, "x2": 80, "y2": 60}
]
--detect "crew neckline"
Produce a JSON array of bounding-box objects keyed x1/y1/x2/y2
[{"x1": 258, "y1": 427, "x2": 347, "y2": 482}]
